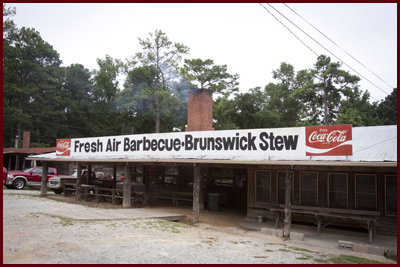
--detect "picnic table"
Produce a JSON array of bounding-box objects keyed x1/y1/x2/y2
[{"x1": 270, "y1": 205, "x2": 380, "y2": 243}]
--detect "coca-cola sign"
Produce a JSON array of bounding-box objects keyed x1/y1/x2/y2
[
  {"x1": 56, "y1": 139, "x2": 71, "y2": 156},
  {"x1": 305, "y1": 125, "x2": 352, "y2": 156}
]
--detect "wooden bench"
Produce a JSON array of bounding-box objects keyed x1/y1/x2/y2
[
  {"x1": 270, "y1": 205, "x2": 380, "y2": 243},
  {"x1": 63, "y1": 183, "x2": 80, "y2": 197},
  {"x1": 63, "y1": 183, "x2": 149, "y2": 207},
  {"x1": 81, "y1": 184, "x2": 99, "y2": 201},
  {"x1": 95, "y1": 186, "x2": 149, "y2": 207},
  {"x1": 151, "y1": 190, "x2": 193, "y2": 206}
]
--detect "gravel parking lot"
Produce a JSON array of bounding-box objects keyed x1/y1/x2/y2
[{"x1": 3, "y1": 189, "x2": 395, "y2": 264}]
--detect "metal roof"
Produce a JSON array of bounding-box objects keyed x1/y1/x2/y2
[
  {"x1": 3, "y1": 147, "x2": 56, "y2": 155},
  {"x1": 26, "y1": 125, "x2": 397, "y2": 167}
]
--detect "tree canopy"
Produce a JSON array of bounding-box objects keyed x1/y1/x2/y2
[{"x1": 2, "y1": 4, "x2": 396, "y2": 148}]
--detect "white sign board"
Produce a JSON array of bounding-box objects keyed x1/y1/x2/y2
[{"x1": 56, "y1": 127, "x2": 306, "y2": 160}]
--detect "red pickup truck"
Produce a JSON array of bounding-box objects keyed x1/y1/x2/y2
[{"x1": 5, "y1": 166, "x2": 57, "y2": 190}]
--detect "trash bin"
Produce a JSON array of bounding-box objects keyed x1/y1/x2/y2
[{"x1": 208, "y1": 193, "x2": 220, "y2": 212}]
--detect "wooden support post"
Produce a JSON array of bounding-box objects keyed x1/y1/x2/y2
[
  {"x1": 199, "y1": 166, "x2": 204, "y2": 210},
  {"x1": 88, "y1": 164, "x2": 92, "y2": 185},
  {"x1": 123, "y1": 164, "x2": 132, "y2": 208},
  {"x1": 40, "y1": 162, "x2": 48, "y2": 197},
  {"x1": 113, "y1": 165, "x2": 117, "y2": 189},
  {"x1": 283, "y1": 166, "x2": 292, "y2": 237},
  {"x1": 144, "y1": 166, "x2": 150, "y2": 192},
  {"x1": 75, "y1": 164, "x2": 82, "y2": 201},
  {"x1": 15, "y1": 155, "x2": 19, "y2": 170},
  {"x1": 193, "y1": 164, "x2": 201, "y2": 223}
]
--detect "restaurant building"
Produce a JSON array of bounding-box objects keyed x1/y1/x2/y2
[{"x1": 27, "y1": 89, "x2": 397, "y2": 239}]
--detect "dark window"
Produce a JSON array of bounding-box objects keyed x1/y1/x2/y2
[
  {"x1": 255, "y1": 171, "x2": 271, "y2": 203},
  {"x1": 328, "y1": 173, "x2": 347, "y2": 209},
  {"x1": 164, "y1": 166, "x2": 180, "y2": 187},
  {"x1": 277, "y1": 171, "x2": 293, "y2": 205},
  {"x1": 300, "y1": 173, "x2": 318, "y2": 206},
  {"x1": 210, "y1": 168, "x2": 234, "y2": 188},
  {"x1": 355, "y1": 174, "x2": 376, "y2": 211},
  {"x1": 385, "y1": 175, "x2": 397, "y2": 215},
  {"x1": 48, "y1": 168, "x2": 55, "y2": 175},
  {"x1": 149, "y1": 166, "x2": 163, "y2": 186},
  {"x1": 132, "y1": 165, "x2": 144, "y2": 184}
]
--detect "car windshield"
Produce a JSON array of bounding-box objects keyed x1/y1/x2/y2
[
  {"x1": 69, "y1": 171, "x2": 78, "y2": 177},
  {"x1": 22, "y1": 167, "x2": 36, "y2": 172}
]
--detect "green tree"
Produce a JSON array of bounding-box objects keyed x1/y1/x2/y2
[
  {"x1": 213, "y1": 96, "x2": 239, "y2": 130},
  {"x1": 336, "y1": 88, "x2": 376, "y2": 126},
  {"x1": 264, "y1": 62, "x2": 301, "y2": 127},
  {"x1": 134, "y1": 29, "x2": 189, "y2": 133},
  {"x1": 233, "y1": 87, "x2": 280, "y2": 129},
  {"x1": 373, "y1": 88, "x2": 397, "y2": 125},
  {"x1": 3, "y1": 5, "x2": 63, "y2": 146},
  {"x1": 180, "y1": 58, "x2": 239, "y2": 96},
  {"x1": 57, "y1": 64, "x2": 94, "y2": 138},
  {"x1": 295, "y1": 55, "x2": 360, "y2": 125},
  {"x1": 90, "y1": 55, "x2": 124, "y2": 136}
]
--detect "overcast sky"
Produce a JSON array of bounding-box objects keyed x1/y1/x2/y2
[{"x1": 6, "y1": 3, "x2": 397, "y2": 102}]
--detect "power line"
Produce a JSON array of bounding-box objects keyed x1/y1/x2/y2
[
  {"x1": 259, "y1": 3, "x2": 392, "y2": 98},
  {"x1": 258, "y1": 3, "x2": 318, "y2": 57},
  {"x1": 283, "y1": 3, "x2": 395, "y2": 91}
]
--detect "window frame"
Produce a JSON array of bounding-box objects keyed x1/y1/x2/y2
[
  {"x1": 385, "y1": 175, "x2": 397, "y2": 216},
  {"x1": 327, "y1": 173, "x2": 348, "y2": 209},
  {"x1": 254, "y1": 170, "x2": 271, "y2": 204},
  {"x1": 299, "y1": 172, "x2": 318, "y2": 207},
  {"x1": 355, "y1": 174, "x2": 377, "y2": 211}
]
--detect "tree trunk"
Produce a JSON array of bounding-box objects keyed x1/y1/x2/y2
[{"x1": 156, "y1": 103, "x2": 160, "y2": 133}]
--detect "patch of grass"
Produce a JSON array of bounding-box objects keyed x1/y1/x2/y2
[
  {"x1": 265, "y1": 249, "x2": 274, "y2": 252},
  {"x1": 329, "y1": 255, "x2": 386, "y2": 264},
  {"x1": 278, "y1": 248, "x2": 291, "y2": 252},
  {"x1": 58, "y1": 217, "x2": 74, "y2": 226},
  {"x1": 289, "y1": 246, "x2": 313, "y2": 253},
  {"x1": 296, "y1": 255, "x2": 312, "y2": 260},
  {"x1": 229, "y1": 241, "x2": 238, "y2": 244},
  {"x1": 254, "y1": 256, "x2": 268, "y2": 259},
  {"x1": 314, "y1": 259, "x2": 329, "y2": 263}
]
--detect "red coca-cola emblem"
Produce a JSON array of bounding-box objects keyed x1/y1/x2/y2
[
  {"x1": 306, "y1": 125, "x2": 352, "y2": 156},
  {"x1": 56, "y1": 139, "x2": 71, "y2": 156}
]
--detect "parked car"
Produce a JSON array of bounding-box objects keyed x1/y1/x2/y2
[
  {"x1": 48, "y1": 170, "x2": 105, "y2": 194},
  {"x1": 5, "y1": 166, "x2": 57, "y2": 190},
  {"x1": 3, "y1": 167, "x2": 7, "y2": 185}
]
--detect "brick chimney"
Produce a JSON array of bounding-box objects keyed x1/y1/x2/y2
[
  {"x1": 185, "y1": 88, "x2": 215, "y2": 132},
  {"x1": 23, "y1": 131, "x2": 30, "y2": 148}
]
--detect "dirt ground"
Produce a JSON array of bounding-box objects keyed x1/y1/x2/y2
[
  {"x1": 44, "y1": 193, "x2": 246, "y2": 228},
  {"x1": 4, "y1": 190, "x2": 396, "y2": 264}
]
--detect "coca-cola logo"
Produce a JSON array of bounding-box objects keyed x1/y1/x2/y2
[
  {"x1": 308, "y1": 130, "x2": 348, "y2": 144},
  {"x1": 56, "y1": 139, "x2": 71, "y2": 156},
  {"x1": 306, "y1": 125, "x2": 352, "y2": 156}
]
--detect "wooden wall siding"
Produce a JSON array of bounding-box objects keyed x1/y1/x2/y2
[{"x1": 247, "y1": 166, "x2": 397, "y2": 235}]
